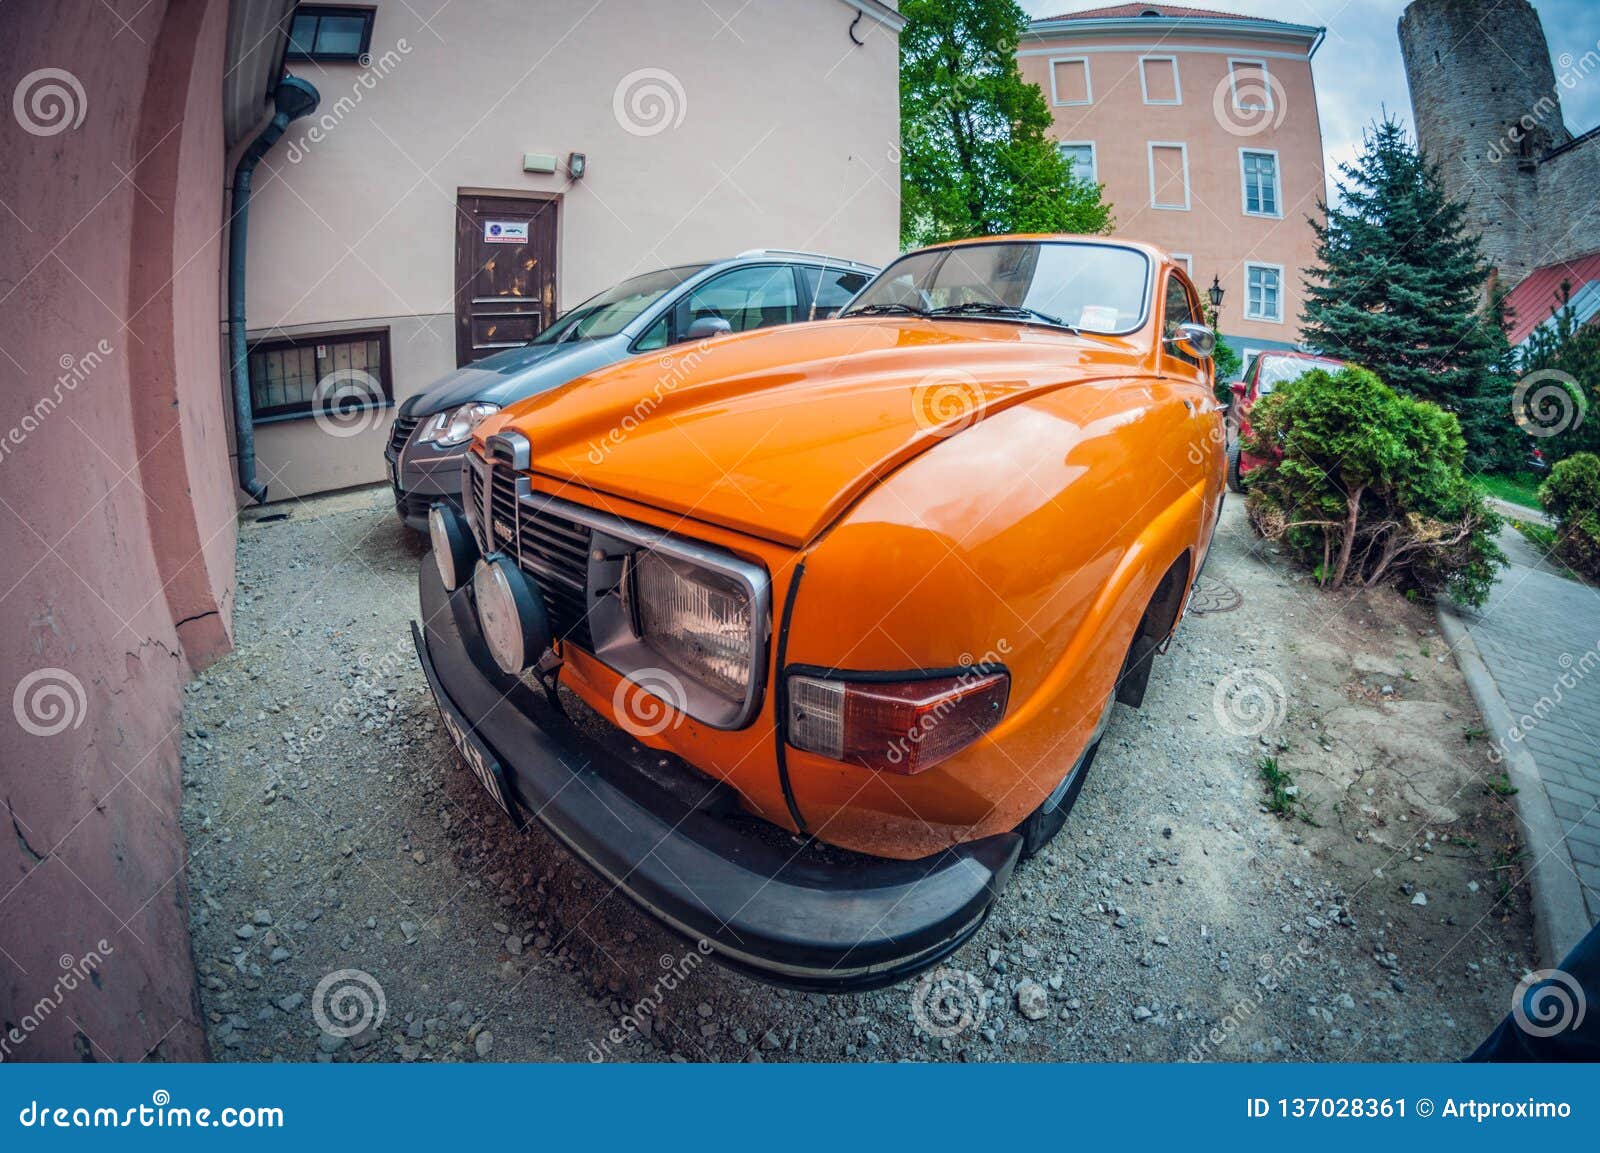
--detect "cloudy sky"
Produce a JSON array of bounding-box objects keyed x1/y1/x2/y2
[{"x1": 1017, "y1": 0, "x2": 1600, "y2": 193}]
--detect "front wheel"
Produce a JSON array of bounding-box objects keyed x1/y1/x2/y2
[{"x1": 1226, "y1": 442, "x2": 1245, "y2": 494}]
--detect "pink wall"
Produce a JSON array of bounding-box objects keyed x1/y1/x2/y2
[{"x1": 0, "y1": 0, "x2": 235, "y2": 1061}]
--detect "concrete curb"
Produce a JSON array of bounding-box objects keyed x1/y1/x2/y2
[{"x1": 1438, "y1": 605, "x2": 1590, "y2": 967}]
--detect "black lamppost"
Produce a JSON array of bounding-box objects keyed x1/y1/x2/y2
[{"x1": 1207, "y1": 274, "x2": 1225, "y2": 315}]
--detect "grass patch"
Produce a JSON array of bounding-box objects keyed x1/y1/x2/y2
[
  {"x1": 1485, "y1": 773, "x2": 1518, "y2": 797},
  {"x1": 1472, "y1": 471, "x2": 1543, "y2": 511},
  {"x1": 1258, "y1": 755, "x2": 1320, "y2": 826}
]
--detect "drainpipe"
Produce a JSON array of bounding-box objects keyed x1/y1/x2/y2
[{"x1": 228, "y1": 76, "x2": 320, "y2": 503}]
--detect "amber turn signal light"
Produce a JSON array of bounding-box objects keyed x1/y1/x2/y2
[{"x1": 786, "y1": 670, "x2": 1010, "y2": 775}]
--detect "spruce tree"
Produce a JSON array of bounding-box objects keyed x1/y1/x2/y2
[
  {"x1": 899, "y1": 0, "x2": 1112, "y2": 247},
  {"x1": 1301, "y1": 118, "x2": 1508, "y2": 466}
]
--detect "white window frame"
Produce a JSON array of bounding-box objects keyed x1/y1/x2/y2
[
  {"x1": 1139, "y1": 55, "x2": 1182, "y2": 105},
  {"x1": 1243, "y1": 262, "x2": 1286, "y2": 324},
  {"x1": 1170, "y1": 252, "x2": 1193, "y2": 276},
  {"x1": 1228, "y1": 58, "x2": 1274, "y2": 113},
  {"x1": 1049, "y1": 57, "x2": 1093, "y2": 106},
  {"x1": 1057, "y1": 140, "x2": 1097, "y2": 185},
  {"x1": 1147, "y1": 141, "x2": 1191, "y2": 211},
  {"x1": 1239, "y1": 148, "x2": 1282, "y2": 219}
]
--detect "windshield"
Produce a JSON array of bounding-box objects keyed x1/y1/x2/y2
[
  {"x1": 1256, "y1": 356, "x2": 1339, "y2": 394},
  {"x1": 532, "y1": 265, "x2": 709, "y2": 345},
  {"x1": 842, "y1": 241, "x2": 1151, "y2": 334}
]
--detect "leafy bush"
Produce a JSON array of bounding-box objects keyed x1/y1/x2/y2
[
  {"x1": 1539, "y1": 453, "x2": 1600, "y2": 581},
  {"x1": 1243, "y1": 364, "x2": 1504, "y2": 606}
]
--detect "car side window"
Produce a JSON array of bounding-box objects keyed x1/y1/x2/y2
[
  {"x1": 679, "y1": 265, "x2": 799, "y2": 335},
  {"x1": 800, "y1": 266, "x2": 872, "y2": 319},
  {"x1": 1162, "y1": 273, "x2": 1203, "y2": 369},
  {"x1": 633, "y1": 314, "x2": 671, "y2": 352}
]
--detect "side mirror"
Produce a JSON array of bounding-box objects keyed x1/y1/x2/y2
[
  {"x1": 1230, "y1": 380, "x2": 1248, "y2": 398},
  {"x1": 684, "y1": 316, "x2": 733, "y2": 341},
  {"x1": 1165, "y1": 322, "x2": 1217, "y2": 360}
]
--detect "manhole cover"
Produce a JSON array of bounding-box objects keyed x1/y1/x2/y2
[{"x1": 1188, "y1": 575, "x2": 1242, "y2": 615}]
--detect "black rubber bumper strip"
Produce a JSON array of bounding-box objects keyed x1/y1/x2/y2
[{"x1": 413, "y1": 557, "x2": 1021, "y2": 992}]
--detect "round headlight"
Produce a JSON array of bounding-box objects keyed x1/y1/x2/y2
[
  {"x1": 428, "y1": 503, "x2": 477, "y2": 591},
  {"x1": 472, "y1": 556, "x2": 551, "y2": 674}
]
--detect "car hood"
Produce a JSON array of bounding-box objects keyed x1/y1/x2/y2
[
  {"x1": 480, "y1": 318, "x2": 1147, "y2": 547},
  {"x1": 402, "y1": 337, "x2": 628, "y2": 417}
]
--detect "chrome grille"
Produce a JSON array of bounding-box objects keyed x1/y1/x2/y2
[
  {"x1": 517, "y1": 504, "x2": 593, "y2": 648},
  {"x1": 388, "y1": 414, "x2": 421, "y2": 456},
  {"x1": 467, "y1": 450, "x2": 593, "y2": 650}
]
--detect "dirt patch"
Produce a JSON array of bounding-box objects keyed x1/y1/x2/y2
[{"x1": 180, "y1": 490, "x2": 1533, "y2": 1062}]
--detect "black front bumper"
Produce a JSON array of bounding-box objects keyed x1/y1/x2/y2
[{"x1": 413, "y1": 557, "x2": 1020, "y2": 991}]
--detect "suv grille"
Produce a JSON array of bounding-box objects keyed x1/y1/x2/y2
[
  {"x1": 467, "y1": 452, "x2": 594, "y2": 650},
  {"x1": 388, "y1": 414, "x2": 421, "y2": 456}
]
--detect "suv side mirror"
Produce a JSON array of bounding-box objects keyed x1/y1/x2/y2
[
  {"x1": 1165, "y1": 322, "x2": 1217, "y2": 360},
  {"x1": 684, "y1": 316, "x2": 733, "y2": 341}
]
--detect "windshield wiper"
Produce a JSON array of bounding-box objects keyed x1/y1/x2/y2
[
  {"x1": 848, "y1": 302, "x2": 929, "y2": 317},
  {"x1": 928, "y1": 301, "x2": 1079, "y2": 332}
]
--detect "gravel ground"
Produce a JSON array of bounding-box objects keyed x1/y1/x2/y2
[{"x1": 180, "y1": 486, "x2": 1535, "y2": 1063}]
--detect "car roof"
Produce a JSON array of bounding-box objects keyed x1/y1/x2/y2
[
  {"x1": 911, "y1": 233, "x2": 1167, "y2": 264},
  {"x1": 698, "y1": 250, "x2": 880, "y2": 273}
]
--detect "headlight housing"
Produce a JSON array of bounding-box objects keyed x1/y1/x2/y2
[
  {"x1": 626, "y1": 551, "x2": 755, "y2": 704},
  {"x1": 418, "y1": 402, "x2": 500, "y2": 448}
]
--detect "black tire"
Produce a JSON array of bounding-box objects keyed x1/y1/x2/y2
[
  {"x1": 1016, "y1": 734, "x2": 1101, "y2": 859},
  {"x1": 1226, "y1": 441, "x2": 1245, "y2": 494}
]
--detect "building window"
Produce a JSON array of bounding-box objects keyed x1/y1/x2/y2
[
  {"x1": 285, "y1": 6, "x2": 376, "y2": 63},
  {"x1": 248, "y1": 329, "x2": 393, "y2": 422},
  {"x1": 1244, "y1": 264, "x2": 1284, "y2": 323},
  {"x1": 1140, "y1": 56, "x2": 1181, "y2": 105},
  {"x1": 1058, "y1": 141, "x2": 1096, "y2": 185},
  {"x1": 1050, "y1": 58, "x2": 1092, "y2": 106},
  {"x1": 1148, "y1": 142, "x2": 1190, "y2": 210},
  {"x1": 1170, "y1": 253, "x2": 1193, "y2": 276},
  {"x1": 1228, "y1": 58, "x2": 1273, "y2": 113},
  {"x1": 1240, "y1": 149, "x2": 1281, "y2": 217}
]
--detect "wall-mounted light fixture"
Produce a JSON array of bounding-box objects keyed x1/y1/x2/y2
[{"x1": 567, "y1": 152, "x2": 587, "y2": 180}]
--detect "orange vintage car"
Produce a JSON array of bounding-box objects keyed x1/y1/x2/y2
[{"x1": 413, "y1": 236, "x2": 1226, "y2": 989}]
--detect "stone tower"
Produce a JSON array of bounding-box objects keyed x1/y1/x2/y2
[{"x1": 1398, "y1": 0, "x2": 1572, "y2": 283}]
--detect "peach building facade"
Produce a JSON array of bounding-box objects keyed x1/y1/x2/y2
[{"x1": 1021, "y1": 4, "x2": 1327, "y2": 369}]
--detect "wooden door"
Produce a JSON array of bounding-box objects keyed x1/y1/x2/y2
[{"x1": 455, "y1": 193, "x2": 559, "y2": 366}]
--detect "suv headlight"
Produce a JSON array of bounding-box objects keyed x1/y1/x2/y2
[{"x1": 418, "y1": 402, "x2": 500, "y2": 448}]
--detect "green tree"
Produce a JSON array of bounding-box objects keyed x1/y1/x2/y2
[
  {"x1": 1300, "y1": 118, "x2": 1510, "y2": 466},
  {"x1": 898, "y1": 0, "x2": 1112, "y2": 247},
  {"x1": 1204, "y1": 301, "x2": 1241, "y2": 404}
]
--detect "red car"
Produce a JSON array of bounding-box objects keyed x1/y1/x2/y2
[{"x1": 1226, "y1": 350, "x2": 1344, "y2": 492}]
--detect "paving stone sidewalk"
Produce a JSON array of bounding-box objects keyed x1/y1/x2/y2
[{"x1": 1455, "y1": 525, "x2": 1600, "y2": 927}]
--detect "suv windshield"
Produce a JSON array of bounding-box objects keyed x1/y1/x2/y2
[
  {"x1": 842, "y1": 241, "x2": 1151, "y2": 334},
  {"x1": 533, "y1": 265, "x2": 709, "y2": 345}
]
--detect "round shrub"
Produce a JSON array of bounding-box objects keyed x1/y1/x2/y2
[
  {"x1": 1243, "y1": 364, "x2": 1504, "y2": 606},
  {"x1": 1539, "y1": 453, "x2": 1600, "y2": 581}
]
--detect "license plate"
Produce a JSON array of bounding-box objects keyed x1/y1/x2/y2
[
  {"x1": 437, "y1": 706, "x2": 511, "y2": 815},
  {"x1": 413, "y1": 623, "x2": 512, "y2": 816}
]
